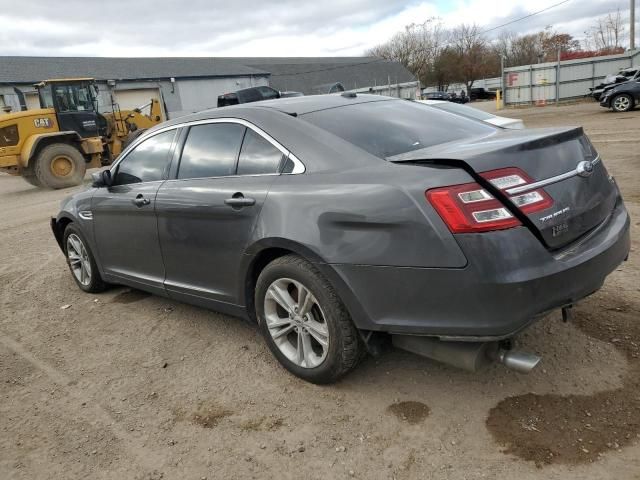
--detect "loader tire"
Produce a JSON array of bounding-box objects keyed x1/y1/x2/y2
[
  {"x1": 21, "y1": 162, "x2": 42, "y2": 187},
  {"x1": 34, "y1": 143, "x2": 86, "y2": 189}
]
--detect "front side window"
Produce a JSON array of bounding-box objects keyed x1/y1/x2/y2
[
  {"x1": 113, "y1": 130, "x2": 176, "y2": 185},
  {"x1": 237, "y1": 129, "x2": 284, "y2": 175},
  {"x1": 53, "y1": 84, "x2": 94, "y2": 112},
  {"x1": 177, "y1": 123, "x2": 245, "y2": 179}
]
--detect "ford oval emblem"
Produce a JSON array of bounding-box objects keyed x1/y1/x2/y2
[{"x1": 576, "y1": 160, "x2": 594, "y2": 177}]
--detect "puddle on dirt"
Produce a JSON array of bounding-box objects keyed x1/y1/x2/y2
[
  {"x1": 111, "y1": 289, "x2": 151, "y2": 304},
  {"x1": 487, "y1": 297, "x2": 640, "y2": 466},
  {"x1": 387, "y1": 401, "x2": 430, "y2": 424}
]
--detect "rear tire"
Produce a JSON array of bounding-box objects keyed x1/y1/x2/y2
[
  {"x1": 611, "y1": 93, "x2": 633, "y2": 112},
  {"x1": 63, "y1": 223, "x2": 107, "y2": 293},
  {"x1": 255, "y1": 254, "x2": 363, "y2": 384},
  {"x1": 34, "y1": 143, "x2": 86, "y2": 189}
]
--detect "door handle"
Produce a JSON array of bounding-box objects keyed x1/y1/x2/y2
[
  {"x1": 224, "y1": 193, "x2": 256, "y2": 208},
  {"x1": 133, "y1": 194, "x2": 151, "y2": 207}
]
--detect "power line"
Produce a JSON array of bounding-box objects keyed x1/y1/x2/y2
[
  {"x1": 270, "y1": 0, "x2": 573, "y2": 79},
  {"x1": 479, "y1": 0, "x2": 572, "y2": 36}
]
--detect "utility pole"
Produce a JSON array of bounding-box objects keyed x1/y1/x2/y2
[
  {"x1": 631, "y1": 0, "x2": 636, "y2": 50},
  {"x1": 556, "y1": 47, "x2": 561, "y2": 106}
]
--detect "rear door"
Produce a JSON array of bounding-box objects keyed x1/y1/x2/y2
[{"x1": 156, "y1": 121, "x2": 285, "y2": 305}]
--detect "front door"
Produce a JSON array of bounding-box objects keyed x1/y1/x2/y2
[
  {"x1": 92, "y1": 129, "x2": 177, "y2": 294},
  {"x1": 156, "y1": 122, "x2": 285, "y2": 306},
  {"x1": 51, "y1": 83, "x2": 100, "y2": 137}
]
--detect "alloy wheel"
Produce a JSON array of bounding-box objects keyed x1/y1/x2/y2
[
  {"x1": 67, "y1": 233, "x2": 92, "y2": 286},
  {"x1": 263, "y1": 277, "x2": 329, "y2": 368},
  {"x1": 613, "y1": 96, "x2": 630, "y2": 111}
]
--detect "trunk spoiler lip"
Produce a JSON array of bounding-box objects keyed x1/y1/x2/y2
[{"x1": 386, "y1": 126, "x2": 584, "y2": 163}]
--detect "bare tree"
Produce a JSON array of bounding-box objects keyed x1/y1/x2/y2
[
  {"x1": 448, "y1": 24, "x2": 498, "y2": 94},
  {"x1": 366, "y1": 18, "x2": 449, "y2": 86},
  {"x1": 584, "y1": 8, "x2": 627, "y2": 52}
]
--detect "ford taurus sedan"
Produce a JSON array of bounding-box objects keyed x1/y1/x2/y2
[{"x1": 51, "y1": 94, "x2": 630, "y2": 383}]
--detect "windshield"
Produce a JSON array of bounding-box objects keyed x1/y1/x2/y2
[
  {"x1": 429, "y1": 102, "x2": 495, "y2": 121},
  {"x1": 301, "y1": 99, "x2": 495, "y2": 159}
]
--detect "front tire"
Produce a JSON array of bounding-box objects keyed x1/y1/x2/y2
[
  {"x1": 63, "y1": 223, "x2": 107, "y2": 293},
  {"x1": 255, "y1": 255, "x2": 363, "y2": 384},
  {"x1": 611, "y1": 93, "x2": 633, "y2": 112},
  {"x1": 34, "y1": 143, "x2": 87, "y2": 189}
]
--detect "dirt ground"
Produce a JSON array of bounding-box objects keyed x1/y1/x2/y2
[{"x1": 1, "y1": 101, "x2": 639, "y2": 480}]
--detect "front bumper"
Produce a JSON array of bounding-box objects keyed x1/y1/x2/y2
[
  {"x1": 599, "y1": 96, "x2": 612, "y2": 108},
  {"x1": 333, "y1": 199, "x2": 630, "y2": 340}
]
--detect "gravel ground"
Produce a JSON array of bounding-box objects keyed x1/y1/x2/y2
[{"x1": 1, "y1": 101, "x2": 639, "y2": 480}]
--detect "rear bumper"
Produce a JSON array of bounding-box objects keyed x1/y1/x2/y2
[{"x1": 333, "y1": 199, "x2": 630, "y2": 339}]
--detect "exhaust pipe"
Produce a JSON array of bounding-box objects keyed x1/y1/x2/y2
[
  {"x1": 392, "y1": 335, "x2": 540, "y2": 373},
  {"x1": 496, "y1": 349, "x2": 541, "y2": 373}
]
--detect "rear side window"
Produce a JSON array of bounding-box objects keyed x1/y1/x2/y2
[
  {"x1": 237, "y1": 129, "x2": 284, "y2": 175},
  {"x1": 178, "y1": 123, "x2": 245, "y2": 179},
  {"x1": 302, "y1": 100, "x2": 495, "y2": 159},
  {"x1": 113, "y1": 129, "x2": 176, "y2": 185}
]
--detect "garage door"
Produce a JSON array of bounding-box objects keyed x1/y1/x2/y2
[{"x1": 114, "y1": 88, "x2": 162, "y2": 114}]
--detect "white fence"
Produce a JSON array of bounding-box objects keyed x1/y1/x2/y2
[
  {"x1": 423, "y1": 77, "x2": 501, "y2": 95},
  {"x1": 503, "y1": 49, "x2": 640, "y2": 105}
]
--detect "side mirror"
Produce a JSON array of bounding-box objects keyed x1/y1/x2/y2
[{"x1": 91, "y1": 169, "x2": 113, "y2": 188}]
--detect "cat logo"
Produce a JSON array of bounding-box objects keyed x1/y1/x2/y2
[{"x1": 33, "y1": 118, "x2": 52, "y2": 128}]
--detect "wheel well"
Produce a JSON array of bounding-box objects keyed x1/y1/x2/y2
[
  {"x1": 244, "y1": 247, "x2": 294, "y2": 323},
  {"x1": 53, "y1": 217, "x2": 73, "y2": 251},
  {"x1": 29, "y1": 136, "x2": 83, "y2": 167}
]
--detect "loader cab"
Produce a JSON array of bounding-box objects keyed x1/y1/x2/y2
[{"x1": 36, "y1": 79, "x2": 101, "y2": 138}]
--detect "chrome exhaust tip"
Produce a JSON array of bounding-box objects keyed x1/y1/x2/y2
[{"x1": 497, "y1": 349, "x2": 541, "y2": 373}]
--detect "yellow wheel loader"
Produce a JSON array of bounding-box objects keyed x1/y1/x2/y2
[{"x1": 0, "y1": 78, "x2": 164, "y2": 189}]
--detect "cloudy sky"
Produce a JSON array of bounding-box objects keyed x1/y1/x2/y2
[{"x1": 0, "y1": 0, "x2": 634, "y2": 57}]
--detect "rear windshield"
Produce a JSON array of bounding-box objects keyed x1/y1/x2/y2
[
  {"x1": 301, "y1": 100, "x2": 495, "y2": 159},
  {"x1": 429, "y1": 102, "x2": 495, "y2": 121}
]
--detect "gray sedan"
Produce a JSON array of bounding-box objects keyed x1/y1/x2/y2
[{"x1": 51, "y1": 94, "x2": 630, "y2": 383}]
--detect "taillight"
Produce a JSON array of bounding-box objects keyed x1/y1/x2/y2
[
  {"x1": 426, "y1": 183, "x2": 521, "y2": 233},
  {"x1": 426, "y1": 167, "x2": 553, "y2": 234},
  {"x1": 480, "y1": 167, "x2": 553, "y2": 214}
]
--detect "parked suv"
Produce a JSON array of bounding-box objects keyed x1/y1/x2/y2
[{"x1": 217, "y1": 86, "x2": 281, "y2": 107}]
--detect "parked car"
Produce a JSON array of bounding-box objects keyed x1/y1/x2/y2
[
  {"x1": 52, "y1": 94, "x2": 630, "y2": 384},
  {"x1": 470, "y1": 87, "x2": 497, "y2": 101},
  {"x1": 416, "y1": 99, "x2": 525, "y2": 129},
  {"x1": 599, "y1": 79, "x2": 640, "y2": 112},
  {"x1": 423, "y1": 91, "x2": 451, "y2": 101},
  {"x1": 589, "y1": 67, "x2": 639, "y2": 101}
]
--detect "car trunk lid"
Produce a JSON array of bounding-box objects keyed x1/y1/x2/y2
[{"x1": 388, "y1": 127, "x2": 618, "y2": 249}]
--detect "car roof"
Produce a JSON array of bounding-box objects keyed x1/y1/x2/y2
[
  {"x1": 236, "y1": 93, "x2": 393, "y2": 115},
  {"x1": 159, "y1": 93, "x2": 395, "y2": 129},
  {"x1": 153, "y1": 93, "x2": 397, "y2": 133}
]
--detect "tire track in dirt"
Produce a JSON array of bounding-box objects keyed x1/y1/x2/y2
[{"x1": 0, "y1": 332, "x2": 168, "y2": 474}]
